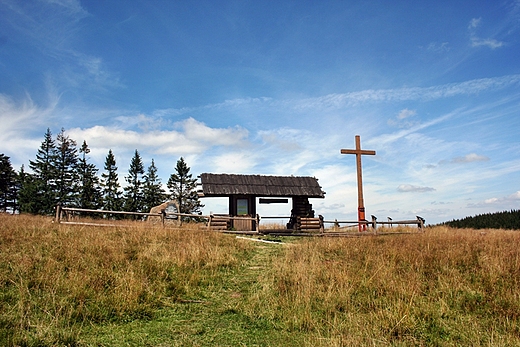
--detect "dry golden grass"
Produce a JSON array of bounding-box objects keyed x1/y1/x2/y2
[
  {"x1": 244, "y1": 226, "x2": 520, "y2": 345},
  {"x1": 0, "y1": 213, "x2": 252, "y2": 346},
  {"x1": 258, "y1": 222, "x2": 287, "y2": 230},
  {"x1": 2, "y1": 214, "x2": 520, "y2": 346}
]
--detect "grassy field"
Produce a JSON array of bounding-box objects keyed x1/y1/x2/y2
[{"x1": 1, "y1": 214, "x2": 520, "y2": 346}]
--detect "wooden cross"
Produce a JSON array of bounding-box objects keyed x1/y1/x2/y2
[{"x1": 341, "y1": 135, "x2": 376, "y2": 231}]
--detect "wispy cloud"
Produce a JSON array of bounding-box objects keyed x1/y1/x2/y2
[
  {"x1": 73, "y1": 53, "x2": 124, "y2": 89},
  {"x1": 468, "y1": 190, "x2": 520, "y2": 208},
  {"x1": 2, "y1": 0, "x2": 121, "y2": 91},
  {"x1": 44, "y1": 0, "x2": 88, "y2": 16},
  {"x1": 468, "y1": 17, "x2": 482, "y2": 29},
  {"x1": 0, "y1": 92, "x2": 58, "y2": 134},
  {"x1": 427, "y1": 42, "x2": 450, "y2": 53},
  {"x1": 397, "y1": 184, "x2": 436, "y2": 193},
  {"x1": 373, "y1": 111, "x2": 456, "y2": 148},
  {"x1": 153, "y1": 75, "x2": 520, "y2": 117},
  {"x1": 387, "y1": 108, "x2": 419, "y2": 128},
  {"x1": 397, "y1": 109, "x2": 417, "y2": 120},
  {"x1": 451, "y1": 153, "x2": 490, "y2": 163},
  {"x1": 468, "y1": 17, "x2": 505, "y2": 49},
  {"x1": 303, "y1": 75, "x2": 520, "y2": 107},
  {"x1": 471, "y1": 37, "x2": 504, "y2": 49},
  {"x1": 0, "y1": 92, "x2": 60, "y2": 166}
]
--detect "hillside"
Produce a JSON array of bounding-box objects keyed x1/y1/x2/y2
[
  {"x1": 1, "y1": 214, "x2": 520, "y2": 346},
  {"x1": 442, "y1": 209, "x2": 520, "y2": 230}
]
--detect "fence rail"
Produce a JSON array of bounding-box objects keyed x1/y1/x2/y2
[
  {"x1": 323, "y1": 215, "x2": 425, "y2": 230},
  {"x1": 55, "y1": 204, "x2": 209, "y2": 227},
  {"x1": 55, "y1": 204, "x2": 425, "y2": 233}
]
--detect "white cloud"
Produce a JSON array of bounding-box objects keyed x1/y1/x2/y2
[
  {"x1": 179, "y1": 118, "x2": 248, "y2": 147},
  {"x1": 67, "y1": 117, "x2": 249, "y2": 156},
  {"x1": 74, "y1": 53, "x2": 123, "y2": 89},
  {"x1": 469, "y1": 190, "x2": 520, "y2": 208},
  {"x1": 471, "y1": 37, "x2": 504, "y2": 49},
  {"x1": 209, "y1": 152, "x2": 256, "y2": 173},
  {"x1": 397, "y1": 108, "x2": 417, "y2": 120},
  {"x1": 484, "y1": 197, "x2": 499, "y2": 204},
  {"x1": 295, "y1": 75, "x2": 520, "y2": 109},
  {"x1": 0, "y1": 93, "x2": 58, "y2": 166},
  {"x1": 468, "y1": 17, "x2": 505, "y2": 49},
  {"x1": 45, "y1": 0, "x2": 88, "y2": 15},
  {"x1": 427, "y1": 42, "x2": 450, "y2": 53},
  {"x1": 388, "y1": 108, "x2": 419, "y2": 128},
  {"x1": 397, "y1": 184, "x2": 436, "y2": 193},
  {"x1": 469, "y1": 17, "x2": 482, "y2": 29},
  {"x1": 147, "y1": 75, "x2": 520, "y2": 119},
  {"x1": 451, "y1": 153, "x2": 490, "y2": 163}
]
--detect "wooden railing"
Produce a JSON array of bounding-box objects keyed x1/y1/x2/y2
[
  {"x1": 55, "y1": 204, "x2": 425, "y2": 233},
  {"x1": 323, "y1": 215, "x2": 426, "y2": 231},
  {"x1": 55, "y1": 204, "x2": 204, "y2": 227}
]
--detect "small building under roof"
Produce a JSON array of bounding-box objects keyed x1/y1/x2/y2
[{"x1": 198, "y1": 173, "x2": 325, "y2": 230}]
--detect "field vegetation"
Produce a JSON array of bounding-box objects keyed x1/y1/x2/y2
[{"x1": 1, "y1": 214, "x2": 520, "y2": 346}]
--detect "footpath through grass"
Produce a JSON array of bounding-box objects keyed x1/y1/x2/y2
[{"x1": 80, "y1": 238, "x2": 301, "y2": 346}]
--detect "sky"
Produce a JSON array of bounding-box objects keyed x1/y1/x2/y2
[{"x1": 1, "y1": 0, "x2": 519, "y2": 225}]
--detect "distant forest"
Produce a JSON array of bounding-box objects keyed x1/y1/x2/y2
[{"x1": 442, "y1": 209, "x2": 520, "y2": 230}]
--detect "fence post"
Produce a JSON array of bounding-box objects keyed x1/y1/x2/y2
[
  {"x1": 55, "y1": 203, "x2": 62, "y2": 224},
  {"x1": 256, "y1": 214, "x2": 260, "y2": 233},
  {"x1": 207, "y1": 215, "x2": 213, "y2": 231},
  {"x1": 371, "y1": 215, "x2": 377, "y2": 231},
  {"x1": 161, "y1": 209, "x2": 166, "y2": 227}
]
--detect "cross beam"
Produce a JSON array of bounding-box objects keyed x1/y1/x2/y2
[{"x1": 341, "y1": 135, "x2": 376, "y2": 231}]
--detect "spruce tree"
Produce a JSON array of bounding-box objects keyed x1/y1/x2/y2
[
  {"x1": 101, "y1": 149, "x2": 122, "y2": 214},
  {"x1": 54, "y1": 128, "x2": 79, "y2": 206},
  {"x1": 167, "y1": 157, "x2": 204, "y2": 221},
  {"x1": 28, "y1": 128, "x2": 57, "y2": 214},
  {"x1": 142, "y1": 159, "x2": 167, "y2": 212},
  {"x1": 123, "y1": 149, "x2": 145, "y2": 215},
  {"x1": 17, "y1": 165, "x2": 40, "y2": 214},
  {"x1": 77, "y1": 141, "x2": 102, "y2": 211},
  {"x1": 0, "y1": 154, "x2": 17, "y2": 213}
]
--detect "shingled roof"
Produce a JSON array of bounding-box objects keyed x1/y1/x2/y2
[{"x1": 198, "y1": 173, "x2": 325, "y2": 198}]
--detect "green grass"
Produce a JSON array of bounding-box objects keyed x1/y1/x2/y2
[
  {"x1": 1, "y1": 215, "x2": 520, "y2": 346},
  {"x1": 80, "y1": 244, "x2": 300, "y2": 346}
]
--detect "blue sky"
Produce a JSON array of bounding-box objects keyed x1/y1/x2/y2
[{"x1": 1, "y1": 0, "x2": 519, "y2": 224}]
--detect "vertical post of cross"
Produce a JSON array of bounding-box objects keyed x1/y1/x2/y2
[{"x1": 341, "y1": 135, "x2": 376, "y2": 231}]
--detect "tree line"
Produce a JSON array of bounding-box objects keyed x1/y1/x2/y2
[
  {"x1": 441, "y1": 209, "x2": 520, "y2": 230},
  {"x1": 0, "y1": 128, "x2": 203, "y2": 219}
]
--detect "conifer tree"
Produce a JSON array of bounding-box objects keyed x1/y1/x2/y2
[
  {"x1": 54, "y1": 128, "x2": 79, "y2": 206},
  {"x1": 28, "y1": 128, "x2": 57, "y2": 214},
  {"x1": 17, "y1": 165, "x2": 39, "y2": 214},
  {"x1": 77, "y1": 141, "x2": 102, "y2": 210},
  {"x1": 101, "y1": 149, "x2": 122, "y2": 214},
  {"x1": 0, "y1": 153, "x2": 17, "y2": 213},
  {"x1": 167, "y1": 157, "x2": 204, "y2": 221},
  {"x1": 123, "y1": 149, "x2": 145, "y2": 215},
  {"x1": 142, "y1": 159, "x2": 167, "y2": 212}
]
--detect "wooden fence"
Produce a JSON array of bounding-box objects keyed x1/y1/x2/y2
[
  {"x1": 54, "y1": 204, "x2": 425, "y2": 234},
  {"x1": 322, "y1": 215, "x2": 426, "y2": 231},
  {"x1": 55, "y1": 204, "x2": 260, "y2": 231},
  {"x1": 55, "y1": 204, "x2": 200, "y2": 228}
]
